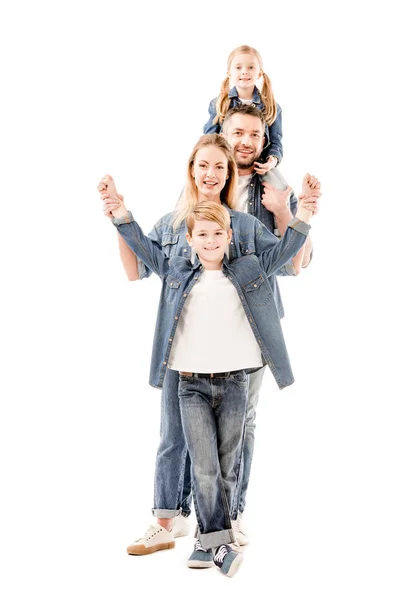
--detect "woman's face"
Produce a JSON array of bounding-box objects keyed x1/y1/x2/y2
[{"x1": 191, "y1": 145, "x2": 229, "y2": 202}]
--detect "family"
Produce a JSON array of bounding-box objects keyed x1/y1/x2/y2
[{"x1": 98, "y1": 45, "x2": 321, "y2": 577}]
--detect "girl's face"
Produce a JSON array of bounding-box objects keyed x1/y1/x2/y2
[
  {"x1": 228, "y1": 53, "x2": 262, "y2": 92},
  {"x1": 191, "y1": 145, "x2": 229, "y2": 202}
]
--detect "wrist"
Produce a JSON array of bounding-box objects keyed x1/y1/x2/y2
[{"x1": 112, "y1": 205, "x2": 129, "y2": 219}]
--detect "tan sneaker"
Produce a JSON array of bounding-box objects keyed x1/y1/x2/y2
[{"x1": 127, "y1": 524, "x2": 175, "y2": 555}]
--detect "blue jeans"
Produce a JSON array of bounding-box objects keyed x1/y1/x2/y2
[
  {"x1": 178, "y1": 371, "x2": 247, "y2": 549},
  {"x1": 152, "y1": 367, "x2": 266, "y2": 519}
]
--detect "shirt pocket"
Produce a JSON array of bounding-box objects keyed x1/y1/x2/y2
[
  {"x1": 242, "y1": 274, "x2": 269, "y2": 307},
  {"x1": 161, "y1": 233, "x2": 179, "y2": 257},
  {"x1": 164, "y1": 274, "x2": 182, "y2": 304},
  {"x1": 239, "y1": 239, "x2": 256, "y2": 256}
]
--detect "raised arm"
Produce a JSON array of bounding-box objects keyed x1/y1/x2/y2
[{"x1": 258, "y1": 208, "x2": 312, "y2": 278}]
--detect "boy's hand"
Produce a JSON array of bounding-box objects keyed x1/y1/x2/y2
[
  {"x1": 254, "y1": 156, "x2": 278, "y2": 175},
  {"x1": 261, "y1": 182, "x2": 292, "y2": 215},
  {"x1": 102, "y1": 194, "x2": 124, "y2": 219},
  {"x1": 302, "y1": 173, "x2": 321, "y2": 198},
  {"x1": 298, "y1": 193, "x2": 319, "y2": 215}
]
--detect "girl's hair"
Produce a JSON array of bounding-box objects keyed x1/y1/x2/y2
[
  {"x1": 214, "y1": 45, "x2": 277, "y2": 127},
  {"x1": 186, "y1": 200, "x2": 231, "y2": 236},
  {"x1": 173, "y1": 134, "x2": 238, "y2": 230}
]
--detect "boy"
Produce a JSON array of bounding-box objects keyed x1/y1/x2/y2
[{"x1": 109, "y1": 196, "x2": 314, "y2": 576}]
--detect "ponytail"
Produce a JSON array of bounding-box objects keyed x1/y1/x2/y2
[
  {"x1": 213, "y1": 76, "x2": 230, "y2": 126},
  {"x1": 260, "y1": 71, "x2": 277, "y2": 126}
]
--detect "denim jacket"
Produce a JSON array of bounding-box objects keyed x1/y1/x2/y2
[
  {"x1": 203, "y1": 86, "x2": 283, "y2": 163},
  {"x1": 138, "y1": 207, "x2": 295, "y2": 318},
  {"x1": 112, "y1": 211, "x2": 310, "y2": 390}
]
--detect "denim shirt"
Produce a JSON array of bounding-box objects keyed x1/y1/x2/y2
[
  {"x1": 113, "y1": 212, "x2": 310, "y2": 390},
  {"x1": 138, "y1": 207, "x2": 295, "y2": 318},
  {"x1": 203, "y1": 86, "x2": 283, "y2": 163}
]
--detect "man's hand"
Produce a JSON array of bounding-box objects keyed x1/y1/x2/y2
[
  {"x1": 261, "y1": 181, "x2": 292, "y2": 215},
  {"x1": 254, "y1": 156, "x2": 278, "y2": 175}
]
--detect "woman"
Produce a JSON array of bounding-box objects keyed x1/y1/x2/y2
[{"x1": 99, "y1": 134, "x2": 307, "y2": 557}]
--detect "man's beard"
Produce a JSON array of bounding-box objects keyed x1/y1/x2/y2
[
  {"x1": 236, "y1": 158, "x2": 256, "y2": 170},
  {"x1": 234, "y1": 148, "x2": 260, "y2": 170}
]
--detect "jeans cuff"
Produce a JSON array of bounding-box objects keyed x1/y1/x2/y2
[
  {"x1": 199, "y1": 528, "x2": 235, "y2": 550},
  {"x1": 152, "y1": 508, "x2": 180, "y2": 518}
]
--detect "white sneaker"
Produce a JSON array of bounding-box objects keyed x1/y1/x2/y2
[
  {"x1": 172, "y1": 513, "x2": 190, "y2": 538},
  {"x1": 126, "y1": 524, "x2": 175, "y2": 555},
  {"x1": 231, "y1": 513, "x2": 249, "y2": 546}
]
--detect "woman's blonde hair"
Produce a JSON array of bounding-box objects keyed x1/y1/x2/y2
[
  {"x1": 214, "y1": 45, "x2": 277, "y2": 127},
  {"x1": 186, "y1": 200, "x2": 231, "y2": 236},
  {"x1": 173, "y1": 134, "x2": 238, "y2": 230}
]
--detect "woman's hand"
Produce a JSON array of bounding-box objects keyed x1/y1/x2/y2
[
  {"x1": 254, "y1": 156, "x2": 278, "y2": 175},
  {"x1": 98, "y1": 174, "x2": 127, "y2": 219}
]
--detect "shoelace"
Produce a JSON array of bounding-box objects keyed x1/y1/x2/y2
[
  {"x1": 194, "y1": 539, "x2": 207, "y2": 552},
  {"x1": 144, "y1": 524, "x2": 162, "y2": 541},
  {"x1": 214, "y1": 544, "x2": 230, "y2": 564}
]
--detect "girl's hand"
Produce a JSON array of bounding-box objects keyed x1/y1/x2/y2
[
  {"x1": 254, "y1": 156, "x2": 278, "y2": 175},
  {"x1": 302, "y1": 173, "x2": 321, "y2": 198}
]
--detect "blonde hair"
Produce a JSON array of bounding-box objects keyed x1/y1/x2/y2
[
  {"x1": 214, "y1": 45, "x2": 277, "y2": 127},
  {"x1": 173, "y1": 134, "x2": 238, "y2": 230},
  {"x1": 186, "y1": 200, "x2": 231, "y2": 236}
]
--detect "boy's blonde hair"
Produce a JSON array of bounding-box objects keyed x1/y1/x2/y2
[
  {"x1": 214, "y1": 45, "x2": 277, "y2": 128},
  {"x1": 186, "y1": 200, "x2": 231, "y2": 236},
  {"x1": 173, "y1": 134, "x2": 237, "y2": 230}
]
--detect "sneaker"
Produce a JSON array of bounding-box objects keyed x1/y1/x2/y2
[
  {"x1": 126, "y1": 524, "x2": 175, "y2": 555},
  {"x1": 231, "y1": 513, "x2": 249, "y2": 546},
  {"x1": 172, "y1": 513, "x2": 190, "y2": 538},
  {"x1": 213, "y1": 544, "x2": 244, "y2": 577},
  {"x1": 187, "y1": 539, "x2": 214, "y2": 568}
]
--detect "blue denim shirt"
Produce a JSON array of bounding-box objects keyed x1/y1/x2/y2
[
  {"x1": 138, "y1": 207, "x2": 295, "y2": 318},
  {"x1": 203, "y1": 86, "x2": 283, "y2": 163},
  {"x1": 112, "y1": 211, "x2": 310, "y2": 390}
]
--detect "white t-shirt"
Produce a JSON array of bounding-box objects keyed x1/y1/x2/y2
[
  {"x1": 168, "y1": 269, "x2": 263, "y2": 373},
  {"x1": 237, "y1": 174, "x2": 252, "y2": 213}
]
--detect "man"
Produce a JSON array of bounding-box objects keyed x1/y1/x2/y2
[{"x1": 98, "y1": 112, "x2": 320, "y2": 554}]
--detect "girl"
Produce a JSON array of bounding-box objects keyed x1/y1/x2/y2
[{"x1": 203, "y1": 45, "x2": 282, "y2": 175}]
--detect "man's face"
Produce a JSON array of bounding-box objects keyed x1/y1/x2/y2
[{"x1": 224, "y1": 114, "x2": 265, "y2": 170}]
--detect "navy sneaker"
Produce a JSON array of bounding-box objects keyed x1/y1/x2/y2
[
  {"x1": 213, "y1": 544, "x2": 244, "y2": 577},
  {"x1": 187, "y1": 539, "x2": 214, "y2": 568}
]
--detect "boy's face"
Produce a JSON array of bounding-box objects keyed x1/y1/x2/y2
[{"x1": 186, "y1": 219, "x2": 232, "y2": 269}]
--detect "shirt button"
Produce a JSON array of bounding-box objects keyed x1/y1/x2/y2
[
  {"x1": 170, "y1": 283, "x2": 173, "y2": 286},
  {"x1": 175, "y1": 316, "x2": 178, "y2": 320},
  {"x1": 184, "y1": 249, "x2": 187, "y2": 252},
  {"x1": 183, "y1": 293, "x2": 187, "y2": 297},
  {"x1": 250, "y1": 183, "x2": 254, "y2": 187},
  {"x1": 163, "y1": 361, "x2": 167, "y2": 365},
  {"x1": 230, "y1": 241, "x2": 234, "y2": 245},
  {"x1": 253, "y1": 284, "x2": 257, "y2": 288}
]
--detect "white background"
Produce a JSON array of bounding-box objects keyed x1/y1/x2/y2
[{"x1": 1, "y1": 1, "x2": 399, "y2": 598}]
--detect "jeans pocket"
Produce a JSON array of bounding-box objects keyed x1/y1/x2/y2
[{"x1": 230, "y1": 370, "x2": 248, "y2": 386}]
